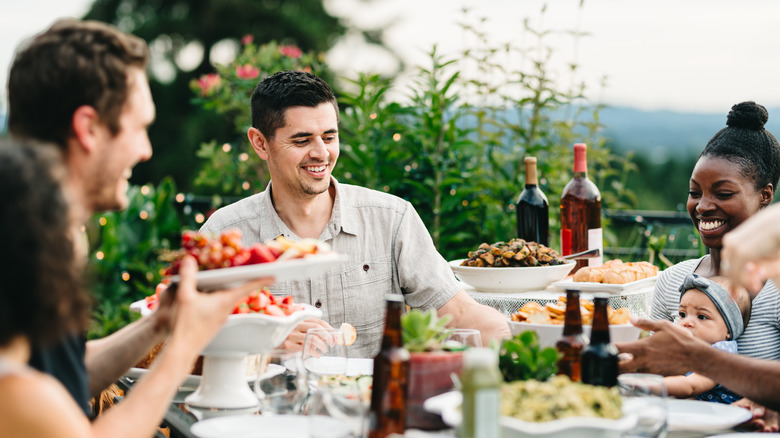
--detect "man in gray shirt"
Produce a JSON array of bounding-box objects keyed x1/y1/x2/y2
[{"x1": 201, "y1": 70, "x2": 510, "y2": 357}]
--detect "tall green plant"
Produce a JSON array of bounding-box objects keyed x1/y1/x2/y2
[{"x1": 86, "y1": 178, "x2": 183, "y2": 339}]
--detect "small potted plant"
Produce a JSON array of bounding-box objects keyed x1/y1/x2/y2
[{"x1": 402, "y1": 309, "x2": 464, "y2": 430}]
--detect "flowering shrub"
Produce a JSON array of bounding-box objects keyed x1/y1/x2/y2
[{"x1": 190, "y1": 37, "x2": 325, "y2": 196}]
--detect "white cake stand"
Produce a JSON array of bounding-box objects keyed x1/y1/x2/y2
[{"x1": 184, "y1": 305, "x2": 322, "y2": 409}]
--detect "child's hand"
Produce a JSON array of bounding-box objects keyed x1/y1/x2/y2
[{"x1": 734, "y1": 398, "x2": 780, "y2": 432}]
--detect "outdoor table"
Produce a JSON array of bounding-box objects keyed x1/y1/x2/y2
[{"x1": 118, "y1": 369, "x2": 760, "y2": 437}]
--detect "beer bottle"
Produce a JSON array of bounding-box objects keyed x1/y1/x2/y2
[
  {"x1": 368, "y1": 294, "x2": 410, "y2": 438},
  {"x1": 555, "y1": 289, "x2": 588, "y2": 382},
  {"x1": 581, "y1": 295, "x2": 619, "y2": 386}
]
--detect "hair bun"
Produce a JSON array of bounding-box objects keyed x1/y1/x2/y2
[{"x1": 727, "y1": 101, "x2": 768, "y2": 130}]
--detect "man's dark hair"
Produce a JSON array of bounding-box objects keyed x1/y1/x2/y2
[
  {"x1": 0, "y1": 139, "x2": 90, "y2": 348},
  {"x1": 250, "y1": 70, "x2": 338, "y2": 139},
  {"x1": 8, "y1": 19, "x2": 149, "y2": 149}
]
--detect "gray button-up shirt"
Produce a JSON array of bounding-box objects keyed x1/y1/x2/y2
[{"x1": 200, "y1": 179, "x2": 462, "y2": 357}]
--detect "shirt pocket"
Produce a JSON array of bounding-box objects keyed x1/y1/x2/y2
[{"x1": 340, "y1": 256, "x2": 394, "y2": 344}]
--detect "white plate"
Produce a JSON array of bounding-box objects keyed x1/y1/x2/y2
[
  {"x1": 550, "y1": 275, "x2": 657, "y2": 294},
  {"x1": 449, "y1": 259, "x2": 576, "y2": 292},
  {"x1": 424, "y1": 391, "x2": 637, "y2": 438},
  {"x1": 508, "y1": 321, "x2": 641, "y2": 348},
  {"x1": 190, "y1": 414, "x2": 351, "y2": 438},
  {"x1": 169, "y1": 253, "x2": 348, "y2": 291},
  {"x1": 124, "y1": 363, "x2": 286, "y2": 388},
  {"x1": 346, "y1": 358, "x2": 374, "y2": 376},
  {"x1": 667, "y1": 399, "x2": 752, "y2": 432}
]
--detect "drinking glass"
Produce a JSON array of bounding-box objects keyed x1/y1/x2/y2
[
  {"x1": 302, "y1": 328, "x2": 348, "y2": 390},
  {"x1": 254, "y1": 349, "x2": 308, "y2": 415},
  {"x1": 442, "y1": 329, "x2": 482, "y2": 351},
  {"x1": 618, "y1": 373, "x2": 668, "y2": 437}
]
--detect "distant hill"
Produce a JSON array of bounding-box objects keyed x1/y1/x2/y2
[{"x1": 600, "y1": 106, "x2": 780, "y2": 162}]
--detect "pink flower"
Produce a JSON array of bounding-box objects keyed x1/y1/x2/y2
[
  {"x1": 241, "y1": 34, "x2": 254, "y2": 45},
  {"x1": 196, "y1": 73, "x2": 221, "y2": 96},
  {"x1": 236, "y1": 64, "x2": 260, "y2": 80},
  {"x1": 279, "y1": 45, "x2": 302, "y2": 59}
]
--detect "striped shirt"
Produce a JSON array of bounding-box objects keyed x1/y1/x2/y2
[{"x1": 650, "y1": 257, "x2": 780, "y2": 360}]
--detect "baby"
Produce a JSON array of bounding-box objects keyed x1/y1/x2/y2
[{"x1": 663, "y1": 273, "x2": 751, "y2": 404}]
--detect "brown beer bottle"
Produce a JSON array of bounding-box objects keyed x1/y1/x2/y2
[
  {"x1": 368, "y1": 294, "x2": 410, "y2": 438},
  {"x1": 555, "y1": 289, "x2": 588, "y2": 382},
  {"x1": 581, "y1": 295, "x2": 619, "y2": 386}
]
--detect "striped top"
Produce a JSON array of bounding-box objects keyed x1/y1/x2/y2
[{"x1": 650, "y1": 257, "x2": 780, "y2": 360}]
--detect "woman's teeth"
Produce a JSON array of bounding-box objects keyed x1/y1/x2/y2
[{"x1": 699, "y1": 220, "x2": 724, "y2": 231}]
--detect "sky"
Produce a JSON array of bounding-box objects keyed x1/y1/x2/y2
[{"x1": 4, "y1": 0, "x2": 780, "y2": 115}]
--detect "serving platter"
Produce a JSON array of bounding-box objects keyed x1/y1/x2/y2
[
  {"x1": 424, "y1": 391, "x2": 637, "y2": 438},
  {"x1": 550, "y1": 275, "x2": 657, "y2": 294},
  {"x1": 168, "y1": 253, "x2": 349, "y2": 291},
  {"x1": 449, "y1": 259, "x2": 576, "y2": 293},
  {"x1": 124, "y1": 363, "x2": 285, "y2": 389}
]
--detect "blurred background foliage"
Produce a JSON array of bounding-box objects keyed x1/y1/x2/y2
[{"x1": 81, "y1": 1, "x2": 699, "y2": 337}]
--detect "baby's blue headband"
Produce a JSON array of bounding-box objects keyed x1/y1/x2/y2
[{"x1": 679, "y1": 273, "x2": 744, "y2": 340}]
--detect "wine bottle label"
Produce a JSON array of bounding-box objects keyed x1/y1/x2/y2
[
  {"x1": 473, "y1": 388, "x2": 500, "y2": 438},
  {"x1": 587, "y1": 228, "x2": 603, "y2": 267}
]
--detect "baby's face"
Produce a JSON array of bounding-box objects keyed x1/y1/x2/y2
[{"x1": 677, "y1": 289, "x2": 730, "y2": 344}]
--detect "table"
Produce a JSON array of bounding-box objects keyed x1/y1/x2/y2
[
  {"x1": 118, "y1": 375, "x2": 762, "y2": 438},
  {"x1": 466, "y1": 284, "x2": 655, "y2": 318}
]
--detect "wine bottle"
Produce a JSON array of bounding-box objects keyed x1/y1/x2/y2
[
  {"x1": 581, "y1": 295, "x2": 619, "y2": 387},
  {"x1": 368, "y1": 294, "x2": 410, "y2": 438},
  {"x1": 555, "y1": 289, "x2": 588, "y2": 382},
  {"x1": 560, "y1": 143, "x2": 603, "y2": 273},
  {"x1": 516, "y1": 156, "x2": 549, "y2": 246}
]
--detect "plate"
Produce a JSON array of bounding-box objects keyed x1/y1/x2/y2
[
  {"x1": 667, "y1": 399, "x2": 751, "y2": 432},
  {"x1": 550, "y1": 275, "x2": 657, "y2": 294},
  {"x1": 424, "y1": 391, "x2": 637, "y2": 438},
  {"x1": 170, "y1": 253, "x2": 348, "y2": 291},
  {"x1": 124, "y1": 363, "x2": 286, "y2": 388},
  {"x1": 508, "y1": 321, "x2": 640, "y2": 348},
  {"x1": 449, "y1": 259, "x2": 576, "y2": 292},
  {"x1": 190, "y1": 414, "x2": 351, "y2": 438},
  {"x1": 346, "y1": 358, "x2": 374, "y2": 376}
]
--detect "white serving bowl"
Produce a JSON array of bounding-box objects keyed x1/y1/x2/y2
[
  {"x1": 449, "y1": 259, "x2": 576, "y2": 292},
  {"x1": 508, "y1": 320, "x2": 640, "y2": 348}
]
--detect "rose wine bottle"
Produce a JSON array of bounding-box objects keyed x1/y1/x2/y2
[
  {"x1": 560, "y1": 143, "x2": 603, "y2": 273},
  {"x1": 516, "y1": 157, "x2": 549, "y2": 246}
]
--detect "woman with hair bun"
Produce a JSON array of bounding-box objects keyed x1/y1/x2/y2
[{"x1": 650, "y1": 101, "x2": 780, "y2": 360}]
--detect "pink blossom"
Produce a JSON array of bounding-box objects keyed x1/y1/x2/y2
[
  {"x1": 241, "y1": 34, "x2": 254, "y2": 45},
  {"x1": 279, "y1": 45, "x2": 302, "y2": 59},
  {"x1": 236, "y1": 64, "x2": 260, "y2": 80},
  {"x1": 196, "y1": 73, "x2": 221, "y2": 96}
]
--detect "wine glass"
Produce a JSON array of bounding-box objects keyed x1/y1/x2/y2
[
  {"x1": 442, "y1": 329, "x2": 482, "y2": 351},
  {"x1": 618, "y1": 373, "x2": 668, "y2": 437},
  {"x1": 254, "y1": 349, "x2": 308, "y2": 415},
  {"x1": 302, "y1": 327, "x2": 348, "y2": 390}
]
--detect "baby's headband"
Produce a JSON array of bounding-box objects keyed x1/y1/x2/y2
[{"x1": 679, "y1": 273, "x2": 744, "y2": 340}]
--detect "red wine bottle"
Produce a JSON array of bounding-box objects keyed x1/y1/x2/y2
[
  {"x1": 516, "y1": 157, "x2": 549, "y2": 246},
  {"x1": 560, "y1": 143, "x2": 603, "y2": 273}
]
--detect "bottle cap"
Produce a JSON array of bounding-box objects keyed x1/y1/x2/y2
[
  {"x1": 573, "y1": 143, "x2": 588, "y2": 173},
  {"x1": 463, "y1": 347, "x2": 497, "y2": 368}
]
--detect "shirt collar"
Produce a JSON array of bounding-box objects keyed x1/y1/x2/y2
[{"x1": 262, "y1": 177, "x2": 359, "y2": 240}]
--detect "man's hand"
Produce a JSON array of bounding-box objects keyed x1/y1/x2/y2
[
  {"x1": 616, "y1": 317, "x2": 705, "y2": 376},
  {"x1": 279, "y1": 318, "x2": 334, "y2": 351}
]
